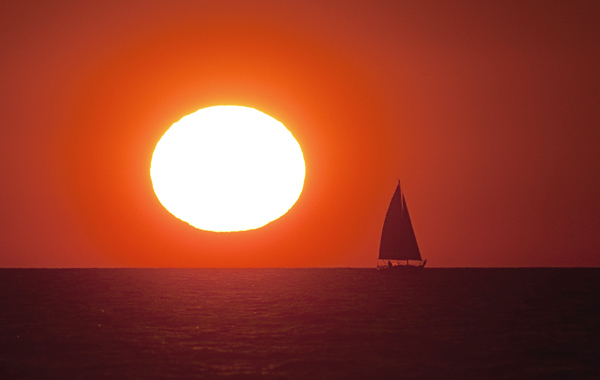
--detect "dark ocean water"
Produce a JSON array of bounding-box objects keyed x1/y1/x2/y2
[{"x1": 1, "y1": 268, "x2": 599, "y2": 379}]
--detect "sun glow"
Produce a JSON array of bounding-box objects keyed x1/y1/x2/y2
[{"x1": 150, "y1": 106, "x2": 306, "y2": 232}]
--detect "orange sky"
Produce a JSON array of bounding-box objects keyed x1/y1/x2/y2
[{"x1": 1, "y1": 1, "x2": 599, "y2": 267}]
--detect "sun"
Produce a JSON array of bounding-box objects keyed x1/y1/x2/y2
[{"x1": 150, "y1": 105, "x2": 306, "y2": 232}]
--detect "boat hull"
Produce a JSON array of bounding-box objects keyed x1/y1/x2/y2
[
  {"x1": 377, "y1": 259, "x2": 427, "y2": 272},
  {"x1": 377, "y1": 265, "x2": 425, "y2": 273}
]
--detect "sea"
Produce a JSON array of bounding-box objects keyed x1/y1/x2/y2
[{"x1": 1, "y1": 268, "x2": 599, "y2": 379}]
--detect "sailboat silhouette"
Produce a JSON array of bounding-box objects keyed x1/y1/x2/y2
[{"x1": 377, "y1": 180, "x2": 427, "y2": 271}]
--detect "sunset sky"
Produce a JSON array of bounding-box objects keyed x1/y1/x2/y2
[{"x1": 2, "y1": 1, "x2": 599, "y2": 268}]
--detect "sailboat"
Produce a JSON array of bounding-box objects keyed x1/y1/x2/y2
[{"x1": 377, "y1": 180, "x2": 427, "y2": 271}]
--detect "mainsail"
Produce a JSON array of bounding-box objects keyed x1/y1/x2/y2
[{"x1": 378, "y1": 182, "x2": 422, "y2": 261}]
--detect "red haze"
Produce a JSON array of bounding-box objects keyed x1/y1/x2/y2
[{"x1": 1, "y1": 1, "x2": 599, "y2": 267}]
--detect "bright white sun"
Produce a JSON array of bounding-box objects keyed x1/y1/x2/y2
[{"x1": 150, "y1": 105, "x2": 306, "y2": 232}]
